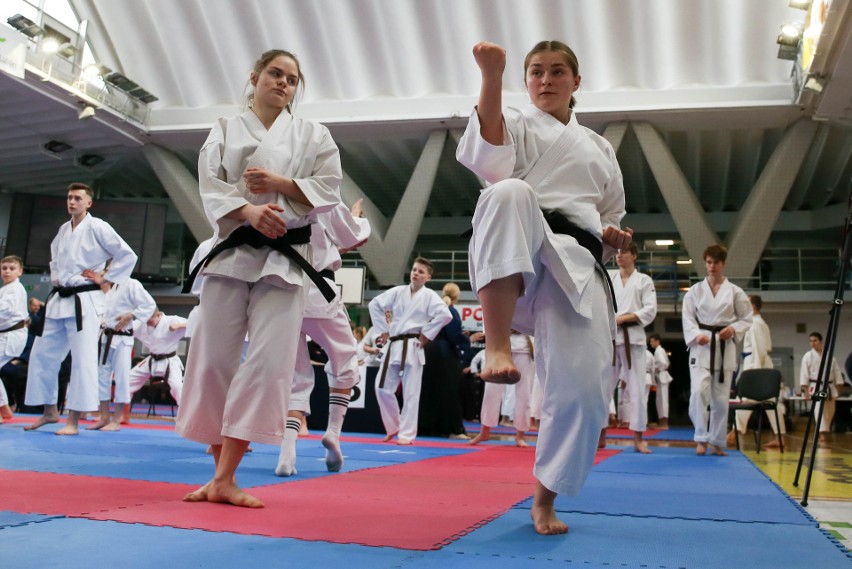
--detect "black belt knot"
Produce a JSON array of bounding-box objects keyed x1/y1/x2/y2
[
  {"x1": 378, "y1": 333, "x2": 420, "y2": 388},
  {"x1": 0, "y1": 320, "x2": 26, "y2": 334},
  {"x1": 33, "y1": 283, "x2": 102, "y2": 336},
  {"x1": 698, "y1": 321, "x2": 728, "y2": 383},
  {"x1": 182, "y1": 225, "x2": 336, "y2": 303},
  {"x1": 99, "y1": 327, "x2": 135, "y2": 365},
  {"x1": 149, "y1": 351, "x2": 178, "y2": 384},
  {"x1": 541, "y1": 209, "x2": 617, "y2": 313},
  {"x1": 617, "y1": 321, "x2": 640, "y2": 369}
]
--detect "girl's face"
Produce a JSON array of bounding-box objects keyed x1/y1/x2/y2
[
  {"x1": 251, "y1": 55, "x2": 300, "y2": 112},
  {"x1": 525, "y1": 50, "x2": 580, "y2": 122}
]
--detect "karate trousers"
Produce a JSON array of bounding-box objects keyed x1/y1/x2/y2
[
  {"x1": 26, "y1": 309, "x2": 100, "y2": 413},
  {"x1": 176, "y1": 275, "x2": 305, "y2": 446},
  {"x1": 610, "y1": 344, "x2": 649, "y2": 433},
  {"x1": 688, "y1": 366, "x2": 733, "y2": 447},
  {"x1": 480, "y1": 351, "x2": 533, "y2": 431},
  {"x1": 97, "y1": 342, "x2": 133, "y2": 403},
  {"x1": 469, "y1": 179, "x2": 611, "y2": 496}
]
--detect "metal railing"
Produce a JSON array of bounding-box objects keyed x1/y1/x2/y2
[{"x1": 342, "y1": 247, "x2": 844, "y2": 298}]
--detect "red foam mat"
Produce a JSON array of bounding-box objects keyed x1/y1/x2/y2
[
  {"x1": 2, "y1": 470, "x2": 196, "y2": 515},
  {"x1": 4, "y1": 447, "x2": 619, "y2": 550}
]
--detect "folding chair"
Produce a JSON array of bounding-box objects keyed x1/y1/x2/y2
[{"x1": 729, "y1": 368, "x2": 784, "y2": 454}]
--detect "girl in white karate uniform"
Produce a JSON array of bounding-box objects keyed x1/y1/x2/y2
[
  {"x1": 456, "y1": 41, "x2": 631, "y2": 535},
  {"x1": 176, "y1": 49, "x2": 341, "y2": 508}
]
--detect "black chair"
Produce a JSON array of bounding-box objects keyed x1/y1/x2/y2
[{"x1": 729, "y1": 368, "x2": 784, "y2": 454}]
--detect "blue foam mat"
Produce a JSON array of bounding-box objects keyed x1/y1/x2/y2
[
  {"x1": 515, "y1": 447, "x2": 813, "y2": 525},
  {"x1": 442, "y1": 508, "x2": 852, "y2": 568},
  {"x1": 0, "y1": 517, "x2": 420, "y2": 569},
  {"x1": 0, "y1": 511, "x2": 59, "y2": 528}
]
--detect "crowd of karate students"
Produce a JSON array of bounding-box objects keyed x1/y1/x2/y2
[{"x1": 0, "y1": 38, "x2": 794, "y2": 536}]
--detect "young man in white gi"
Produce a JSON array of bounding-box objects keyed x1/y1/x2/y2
[
  {"x1": 275, "y1": 200, "x2": 370, "y2": 476},
  {"x1": 369, "y1": 257, "x2": 452, "y2": 445},
  {"x1": 88, "y1": 275, "x2": 156, "y2": 431},
  {"x1": 128, "y1": 309, "x2": 187, "y2": 406},
  {"x1": 609, "y1": 243, "x2": 657, "y2": 453},
  {"x1": 800, "y1": 331, "x2": 845, "y2": 443},
  {"x1": 648, "y1": 334, "x2": 672, "y2": 429},
  {"x1": 682, "y1": 244, "x2": 752, "y2": 456},
  {"x1": 728, "y1": 295, "x2": 785, "y2": 448},
  {"x1": 24, "y1": 183, "x2": 137, "y2": 435},
  {"x1": 0, "y1": 256, "x2": 28, "y2": 423}
]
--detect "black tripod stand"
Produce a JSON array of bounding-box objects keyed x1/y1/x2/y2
[{"x1": 793, "y1": 194, "x2": 852, "y2": 506}]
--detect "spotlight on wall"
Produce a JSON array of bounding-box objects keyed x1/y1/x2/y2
[
  {"x1": 655, "y1": 239, "x2": 675, "y2": 246},
  {"x1": 43, "y1": 140, "x2": 72, "y2": 154},
  {"x1": 6, "y1": 14, "x2": 44, "y2": 38},
  {"x1": 40, "y1": 140, "x2": 72, "y2": 159},
  {"x1": 76, "y1": 154, "x2": 104, "y2": 169},
  {"x1": 803, "y1": 75, "x2": 826, "y2": 93},
  {"x1": 40, "y1": 36, "x2": 60, "y2": 53},
  {"x1": 777, "y1": 22, "x2": 803, "y2": 60},
  {"x1": 104, "y1": 72, "x2": 159, "y2": 104},
  {"x1": 78, "y1": 105, "x2": 96, "y2": 120}
]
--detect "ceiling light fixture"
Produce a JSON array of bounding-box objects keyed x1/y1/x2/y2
[{"x1": 6, "y1": 14, "x2": 44, "y2": 38}]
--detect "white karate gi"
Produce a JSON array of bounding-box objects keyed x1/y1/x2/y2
[
  {"x1": 97, "y1": 279, "x2": 156, "y2": 404},
  {"x1": 26, "y1": 214, "x2": 137, "y2": 413},
  {"x1": 176, "y1": 110, "x2": 340, "y2": 446},
  {"x1": 800, "y1": 348, "x2": 844, "y2": 433},
  {"x1": 369, "y1": 284, "x2": 452, "y2": 442},
  {"x1": 0, "y1": 278, "x2": 28, "y2": 407},
  {"x1": 480, "y1": 332, "x2": 534, "y2": 431},
  {"x1": 682, "y1": 279, "x2": 752, "y2": 447},
  {"x1": 609, "y1": 270, "x2": 657, "y2": 433},
  {"x1": 735, "y1": 314, "x2": 785, "y2": 435},
  {"x1": 289, "y1": 203, "x2": 371, "y2": 413},
  {"x1": 653, "y1": 344, "x2": 673, "y2": 419},
  {"x1": 457, "y1": 105, "x2": 624, "y2": 496},
  {"x1": 129, "y1": 315, "x2": 187, "y2": 405}
]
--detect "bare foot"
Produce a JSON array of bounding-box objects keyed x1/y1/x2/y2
[
  {"x1": 397, "y1": 438, "x2": 413, "y2": 446},
  {"x1": 634, "y1": 441, "x2": 652, "y2": 454},
  {"x1": 726, "y1": 429, "x2": 738, "y2": 448},
  {"x1": 24, "y1": 414, "x2": 60, "y2": 431},
  {"x1": 515, "y1": 434, "x2": 529, "y2": 448},
  {"x1": 183, "y1": 481, "x2": 210, "y2": 502},
  {"x1": 608, "y1": 413, "x2": 617, "y2": 428},
  {"x1": 695, "y1": 442, "x2": 708, "y2": 455},
  {"x1": 481, "y1": 350, "x2": 521, "y2": 384},
  {"x1": 657, "y1": 418, "x2": 669, "y2": 430},
  {"x1": 598, "y1": 428, "x2": 607, "y2": 449},
  {"x1": 184, "y1": 479, "x2": 264, "y2": 508},
  {"x1": 100, "y1": 421, "x2": 122, "y2": 432},
  {"x1": 55, "y1": 424, "x2": 79, "y2": 436},
  {"x1": 709, "y1": 444, "x2": 727, "y2": 456},
  {"x1": 468, "y1": 431, "x2": 490, "y2": 446},
  {"x1": 0, "y1": 405, "x2": 13, "y2": 420},
  {"x1": 530, "y1": 504, "x2": 569, "y2": 535},
  {"x1": 382, "y1": 432, "x2": 398, "y2": 443},
  {"x1": 86, "y1": 419, "x2": 110, "y2": 431}
]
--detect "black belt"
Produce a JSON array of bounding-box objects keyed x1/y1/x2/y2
[
  {"x1": 618, "y1": 321, "x2": 640, "y2": 369},
  {"x1": 149, "y1": 351, "x2": 178, "y2": 384},
  {"x1": 0, "y1": 320, "x2": 26, "y2": 334},
  {"x1": 32, "y1": 283, "x2": 102, "y2": 336},
  {"x1": 99, "y1": 327, "x2": 135, "y2": 365},
  {"x1": 182, "y1": 224, "x2": 335, "y2": 302},
  {"x1": 698, "y1": 321, "x2": 728, "y2": 383},
  {"x1": 320, "y1": 269, "x2": 335, "y2": 281},
  {"x1": 378, "y1": 333, "x2": 420, "y2": 389},
  {"x1": 541, "y1": 209, "x2": 617, "y2": 312}
]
